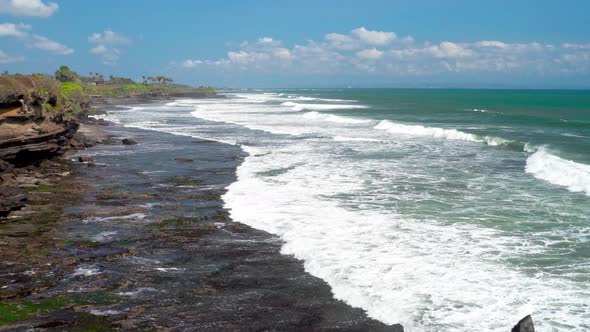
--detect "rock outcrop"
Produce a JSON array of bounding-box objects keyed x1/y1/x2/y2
[
  {"x1": 1, "y1": 75, "x2": 88, "y2": 217},
  {"x1": 0, "y1": 75, "x2": 83, "y2": 166},
  {"x1": 512, "y1": 315, "x2": 535, "y2": 332}
]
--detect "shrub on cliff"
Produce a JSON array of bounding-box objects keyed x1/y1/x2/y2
[{"x1": 55, "y1": 66, "x2": 79, "y2": 83}]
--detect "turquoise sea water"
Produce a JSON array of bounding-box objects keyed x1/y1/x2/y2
[{"x1": 101, "y1": 89, "x2": 590, "y2": 331}]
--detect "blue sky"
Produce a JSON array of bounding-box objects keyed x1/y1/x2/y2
[{"x1": 1, "y1": 0, "x2": 589, "y2": 88}]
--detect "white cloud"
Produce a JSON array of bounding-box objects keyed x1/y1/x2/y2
[
  {"x1": 27, "y1": 34, "x2": 73, "y2": 54},
  {"x1": 89, "y1": 30, "x2": 130, "y2": 45},
  {"x1": 0, "y1": 22, "x2": 73, "y2": 56},
  {"x1": 181, "y1": 59, "x2": 203, "y2": 68},
  {"x1": 475, "y1": 40, "x2": 510, "y2": 49},
  {"x1": 0, "y1": 22, "x2": 30, "y2": 37},
  {"x1": 0, "y1": 0, "x2": 58, "y2": 17},
  {"x1": 88, "y1": 30, "x2": 130, "y2": 65},
  {"x1": 325, "y1": 32, "x2": 359, "y2": 50},
  {"x1": 427, "y1": 42, "x2": 475, "y2": 58},
  {"x1": 357, "y1": 48, "x2": 383, "y2": 60},
  {"x1": 351, "y1": 27, "x2": 396, "y2": 46},
  {"x1": 177, "y1": 26, "x2": 590, "y2": 78},
  {"x1": 0, "y1": 49, "x2": 24, "y2": 63}
]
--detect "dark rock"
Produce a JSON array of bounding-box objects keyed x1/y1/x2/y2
[
  {"x1": 0, "y1": 160, "x2": 14, "y2": 173},
  {"x1": 121, "y1": 138, "x2": 138, "y2": 145},
  {"x1": 96, "y1": 118, "x2": 109, "y2": 126},
  {"x1": 175, "y1": 157, "x2": 194, "y2": 162},
  {"x1": 69, "y1": 138, "x2": 86, "y2": 150},
  {"x1": 512, "y1": 315, "x2": 535, "y2": 332},
  {"x1": 0, "y1": 120, "x2": 79, "y2": 166},
  {"x1": 78, "y1": 156, "x2": 95, "y2": 163},
  {"x1": 0, "y1": 186, "x2": 27, "y2": 217}
]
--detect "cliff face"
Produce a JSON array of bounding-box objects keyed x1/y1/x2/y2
[
  {"x1": 0, "y1": 75, "x2": 86, "y2": 216},
  {"x1": 0, "y1": 75, "x2": 82, "y2": 165}
]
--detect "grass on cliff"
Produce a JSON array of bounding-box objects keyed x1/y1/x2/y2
[
  {"x1": 60, "y1": 82, "x2": 84, "y2": 98},
  {"x1": 86, "y1": 83, "x2": 216, "y2": 98},
  {"x1": 0, "y1": 74, "x2": 89, "y2": 118}
]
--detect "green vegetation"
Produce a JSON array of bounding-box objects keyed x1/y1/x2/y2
[
  {"x1": 1, "y1": 65, "x2": 216, "y2": 119},
  {"x1": 54, "y1": 65, "x2": 79, "y2": 83},
  {"x1": 0, "y1": 292, "x2": 120, "y2": 327},
  {"x1": 0, "y1": 299, "x2": 68, "y2": 326},
  {"x1": 60, "y1": 82, "x2": 84, "y2": 97},
  {"x1": 86, "y1": 82, "x2": 216, "y2": 98}
]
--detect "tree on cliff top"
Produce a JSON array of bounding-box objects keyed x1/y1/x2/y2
[{"x1": 55, "y1": 66, "x2": 79, "y2": 83}]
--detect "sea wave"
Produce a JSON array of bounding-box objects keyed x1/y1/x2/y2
[
  {"x1": 526, "y1": 147, "x2": 590, "y2": 196},
  {"x1": 281, "y1": 101, "x2": 368, "y2": 111},
  {"x1": 333, "y1": 136, "x2": 380, "y2": 142},
  {"x1": 302, "y1": 111, "x2": 371, "y2": 124},
  {"x1": 289, "y1": 96, "x2": 358, "y2": 102},
  {"x1": 374, "y1": 120, "x2": 527, "y2": 151}
]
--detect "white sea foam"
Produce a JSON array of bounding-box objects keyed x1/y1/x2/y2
[
  {"x1": 73, "y1": 265, "x2": 102, "y2": 277},
  {"x1": 526, "y1": 147, "x2": 590, "y2": 195},
  {"x1": 375, "y1": 120, "x2": 480, "y2": 142},
  {"x1": 223, "y1": 145, "x2": 589, "y2": 331},
  {"x1": 374, "y1": 120, "x2": 523, "y2": 149},
  {"x1": 302, "y1": 111, "x2": 371, "y2": 124},
  {"x1": 333, "y1": 136, "x2": 380, "y2": 142},
  {"x1": 91, "y1": 231, "x2": 118, "y2": 242},
  {"x1": 117, "y1": 287, "x2": 158, "y2": 297},
  {"x1": 89, "y1": 309, "x2": 125, "y2": 316},
  {"x1": 82, "y1": 213, "x2": 146, "y2": 223},
  {"x1": 282, "y1": 101, "x2": 368, "y2": 111}
]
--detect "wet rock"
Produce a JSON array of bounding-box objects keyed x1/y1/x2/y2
[
  {"x1": 174, "y1": 157, "x2": 193, "y2": 162},
  {"x1": 78, "y1": 156, "x2": 95, "y2": 163},
  {"x1": 122, "y1": 138, "x2": 138, "y2": 145},
  {"x1": 512, "y1": 315, "x2": 535, "y2": 332},
  {"x1": 0, "y1": 160, "x2": 15, "y2": 173},
  {"x1": 0, "y1": 120, "x2": 79, "y2": 166},
  {"x1": 69, "y1": 138, "x2": 86, "y2": 150},
  {"x1": 0, "y1": 186, "x2": 27, "y2": 216},
  {"x1": 97, "y1": 119, "x2": 109, "y2": 126},
  {"x1": 14, "y1": 176, "x2": 41, "y2": 187}
]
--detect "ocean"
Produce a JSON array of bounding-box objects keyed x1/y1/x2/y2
[{"x1": 99, "y1": 89, "x2": 590, "y2": 331}]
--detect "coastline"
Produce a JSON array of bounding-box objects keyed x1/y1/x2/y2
[{"x1": 0, "y1": 98, "x2": 403, "y2": 331}]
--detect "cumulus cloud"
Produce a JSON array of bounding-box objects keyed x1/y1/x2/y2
[
  {"x1": 178, "y1": 26, "x2": 590, "y2": 78},
  {"x1": 0, "y1": 22, "x2": 30, "y2": 37},
  {"x1": 27, "y1": 34, "x2": 73, "y2": 54},
  {"x1": 351, "y1": 27, "x2": 396, "y2": 46},
  {"x1": 88, "y1": 30, "x2": 130, "y2": 65},
  {"x1": 0, "y1": 49, "x2": 24, "y2": 63},
  {"x1": 0, "y1": 22, "x2": 73, "y2": 55},
  {"x1": 357, "y1": 48, "x2": 383, "y2": 60},
  {"x1": 89, "y1": 30, "x2": 130, "y2": 45},
  {"x1": 0, "y1": 0, "x2": 58, "y2": 17}
]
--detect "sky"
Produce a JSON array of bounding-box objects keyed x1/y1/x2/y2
[{"x1": 1, "y1": 0, "x2": 589, "y2": 88}]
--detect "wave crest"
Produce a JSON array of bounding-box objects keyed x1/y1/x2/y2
[
  {"x1": 302, "y1": 111, "x2": 371, "y2": 124},
  {"x1": 374, "y1": 120, "x2": 526, "y2": 151},
  {"x1": 526, "y1": 147, "x2": 590, "y2": 195}
]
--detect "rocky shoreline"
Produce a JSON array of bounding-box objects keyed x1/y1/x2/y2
[{"x1": 0, "y1": 98, "x2": 404, "y2": 331}]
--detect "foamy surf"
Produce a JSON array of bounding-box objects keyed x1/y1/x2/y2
[
  {"x1": 302, "y1": 111, "x2": 371, "y2": 124},
  {"x1": 374, "y1": 120, "x2": 526, "y2": 151},
  {"x1": 282, "y1": 101, "x2": 368, "y2": 111},
  {"x1": 526, "y1": 147, "x2": 590, "y2": 195},
  {"x1": 224, "y1": 144, "x2": 588, "y2": 331},
  {"x1": 99, "y1": 91, "x2": 590, "y2": 331}
]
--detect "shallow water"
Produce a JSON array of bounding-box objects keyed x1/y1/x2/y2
[{"x1": 100, "y1": 89, "x2": 590, "y2": 331}]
